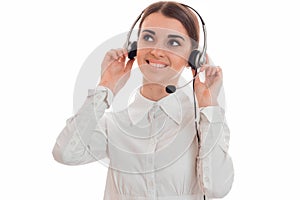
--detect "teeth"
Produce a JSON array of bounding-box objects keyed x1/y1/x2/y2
[{"x1": 149, "y1": 62, "x2": 167, "y2": 68}]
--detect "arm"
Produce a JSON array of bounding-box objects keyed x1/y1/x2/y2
[
  {"x1": 196, "y1": 106, "x2": 234, "y2": 198},
  {"x1": 53, "y1": 47, "x2": 134, "y2": 165},
  {"x1": 52, "y1": 86, "x2": 113, "y2": 165}
]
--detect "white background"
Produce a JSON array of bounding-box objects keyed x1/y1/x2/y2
[{"x1": 1, "y1": 0, "x2": 299, "y2": 199}]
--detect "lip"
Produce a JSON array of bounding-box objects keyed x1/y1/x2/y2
[{"x1": 146, "y1": 59, "x2": 169, "y2": 69}]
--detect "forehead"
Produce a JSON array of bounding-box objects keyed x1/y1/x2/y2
[{"x1": 141, "y1": 12, "x2": 189, "y2": 36}]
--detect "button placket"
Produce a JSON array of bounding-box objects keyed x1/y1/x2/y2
[
  {"x1": 148, "y1": 104, "x2": 157, "y2": 123},
  {"x1": 147, "y1": 171, "x2": 156, "y2": 199},
  {"x1": 201, "y1": 156, "x2": 212, "y2": 195},
  {"x1": 147, "y1": 104, "x2": 158, "y2": 199}
]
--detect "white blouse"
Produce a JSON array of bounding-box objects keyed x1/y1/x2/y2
[{"x1": 52, "y1": 86, "x2": 234, "y2": 200}]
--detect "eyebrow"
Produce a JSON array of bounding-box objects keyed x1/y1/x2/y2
[
  {"x1": 142, "y1": 29, "x2": 155, "y2": 35},
  {"x1": 142, "y1": 29, "x2": 185, "y2": 41},
  {"x1": 168, "y1": 34, "x2": 185, "y2": 41}
]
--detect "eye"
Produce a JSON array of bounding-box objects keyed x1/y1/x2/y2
[
  {"x1": 143, "y1": 34, "x2": 154, "y2": 42},
  {"x1": 168, "y1": 39, "x2": 181, "y2": 47}
]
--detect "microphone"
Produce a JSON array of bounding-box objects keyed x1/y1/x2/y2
[
  {"x1": 165, "y1": 71, "x2": 201, "y2": 94},
  {"x1": 165, "y1": 85, "x2": 176, "y2": 93}
]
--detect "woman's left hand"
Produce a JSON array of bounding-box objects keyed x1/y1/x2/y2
[{"x1": 191, "y1": 61, "x2": 223, "y2": 107}]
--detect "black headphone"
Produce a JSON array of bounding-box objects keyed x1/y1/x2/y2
[{"x1": 124, "y1": 3, "x2": 207, "y2": 71}]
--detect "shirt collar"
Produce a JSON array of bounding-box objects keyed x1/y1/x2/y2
[{"x1": 128, "y1": 89, "x2": 183, "y2": 125}]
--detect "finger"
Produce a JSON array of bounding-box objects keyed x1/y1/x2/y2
[
  {"x1": 200, "y1": 64, "x2": 209, "y2": 72},
  {"x1": 210, "y1": 67, "x2": 218, "y2": 77},
  {"x1": 216, "y1": 66, "x2": 223, "y2": 78},
  {"x1": 107, "y1": 48, "x2": 126, "y2": 60},
  {"x1": 206, "y1": 67, "x2": 213, "y2": 77},
  {"x1": 115, "y1": 49, "x2": 125, "y2": 63},
  {"x1": 116, "y1": 48, "x2": 126, "y2": 58},
  {"x1": 107, "y1": 50, "x2": 119, "y2": 60},
  {"x1": 122, "y1": 48, "x2": 128, "y2": 57},
  {"x1": 124, "y1": 58, "x2": 135, "y2": 72},
  {"x1": 208, "y1": 66, "x2": 218, "y2": 77},
  {"x1": 118, "y1": 55, "x2": 126, "y2": 63}
]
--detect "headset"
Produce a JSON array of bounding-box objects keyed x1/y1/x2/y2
[{"x1": 123, "y1": 4, "x2": 208, "y2": 199}]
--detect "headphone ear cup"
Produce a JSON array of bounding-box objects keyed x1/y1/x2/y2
[
  {"x1": 188, "y1": 50, "x2": 200, "y2": 70},
  {"x1": 128, "y1": 41, "x2": 137, "y2": 60}
]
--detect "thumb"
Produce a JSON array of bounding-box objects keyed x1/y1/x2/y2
[{"x1": 124, "y1": 58, "x2": 135, "y2": 73}]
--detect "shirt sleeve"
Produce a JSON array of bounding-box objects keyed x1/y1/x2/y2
[
  {"x1": 52, "y1": 86, "x2": 114, "y2": 165},
  {"x1": 196, "y1": 106, "x2": 234, "y2": 198}
]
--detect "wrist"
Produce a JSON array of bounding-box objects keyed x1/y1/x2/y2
[
  {"x1": 98, "y1": 80, "x2": 114, "y2": 93},
  {"x1": 197, "y1": 90, "x2": 218, "y2": 107}
]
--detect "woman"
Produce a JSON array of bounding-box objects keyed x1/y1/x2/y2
[{"x1": 52, "y1": 1, "x2": 234, "y2": 199}]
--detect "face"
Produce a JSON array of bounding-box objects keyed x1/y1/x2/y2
[{"x1": 136, "y1": 12, "x2": 192, "y2": 84}]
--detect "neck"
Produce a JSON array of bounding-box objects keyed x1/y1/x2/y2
[
  {"x1": 140, "y1": 83, "x2": 169, "y2": 101},
  {"x1": 140, "y1": 74, "x2": 181, "y2": 101}
]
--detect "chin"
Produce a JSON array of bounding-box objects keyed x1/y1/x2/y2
[
  {"x1": 140, "y1": 69, "x2": 167, "y2": 84},
  {"x1": 140, "y1": 70, "x2": 179, "y2": 86}
]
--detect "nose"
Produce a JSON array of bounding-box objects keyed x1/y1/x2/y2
[{"x1": 150, "y1": 47, "x2": 166, "y2": 58}]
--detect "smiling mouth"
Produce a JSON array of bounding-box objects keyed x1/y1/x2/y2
[{"x1": 146, "y1": 60, "x2": 168, "y2": 69}]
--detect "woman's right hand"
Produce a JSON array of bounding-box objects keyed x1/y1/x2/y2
[{"x1": 98, "y1": 48, "x2": 135, "y2": 95}]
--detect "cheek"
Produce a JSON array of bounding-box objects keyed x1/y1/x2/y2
[
  {"x1": 170, "y1": 55, "x2": 188, "y2": 71},
  {"x1": 167, "y1": 47, "x2": 190, "y2": 65},
  {"x1": 136, "y1": 49, "x2": 147, "y2": 66}
]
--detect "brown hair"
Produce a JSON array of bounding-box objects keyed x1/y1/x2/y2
[{"x1": 138, "y1": 1, "x2": 200, "y2": 49}]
